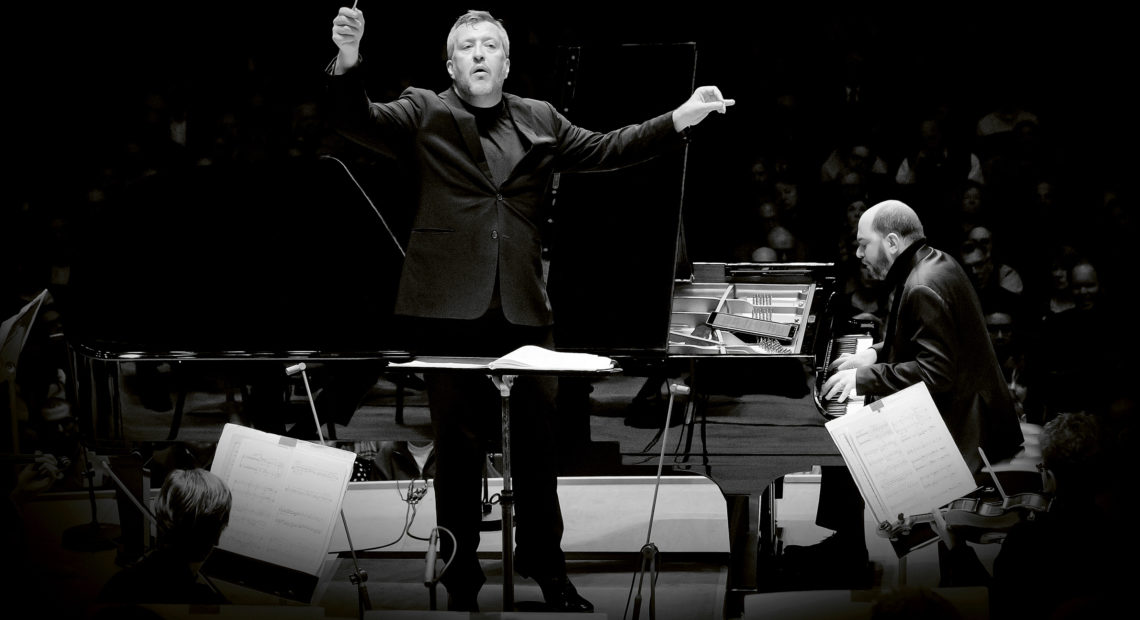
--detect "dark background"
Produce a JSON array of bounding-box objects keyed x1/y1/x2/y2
[{"x1": 4, "y1": 2, "x2": 1137, "y2": 351}]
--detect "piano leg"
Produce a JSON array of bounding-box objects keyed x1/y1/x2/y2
[{"x1": 67, "y1": 350, "x2": 123, "y2": 442}]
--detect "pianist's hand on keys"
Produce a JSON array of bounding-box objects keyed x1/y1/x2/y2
[{"x1": 822, "y1": 344, "x2": 876, "y2": 403}]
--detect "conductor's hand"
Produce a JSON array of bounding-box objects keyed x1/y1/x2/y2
[
  {"x1": 672, "y1": 86, "x2": 735, "y2": 132},
  {"x1": 332, "y1": 7, "x2": 365, "y2": 74}
]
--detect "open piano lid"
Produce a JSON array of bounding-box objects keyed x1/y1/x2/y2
[{"x1": 545, "y1": 42, "x2": 696, "y2": 357}]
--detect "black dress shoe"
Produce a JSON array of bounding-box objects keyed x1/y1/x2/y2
[{"x1": 531, "y1": 575, "x2": 594, "y2": 613}]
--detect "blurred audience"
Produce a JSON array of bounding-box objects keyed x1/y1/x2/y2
[
  {"x1": 1035, "y1": 257, "x2": 1124, "y2": 421},
  {"x1": 982, "y1": 290, "x2": 1042, "y2": 423},
  {"x1": 958, "y1": 224, "x2": 1025, "y2": 299}
]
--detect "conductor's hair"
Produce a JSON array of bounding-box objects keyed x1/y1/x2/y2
[
  {"x1": 446, "y1": 10, "x2": 510, "y2": 58},
  {"x1": 154, "y1": 468, "x2": 232, "y2": 561},
  {"x1": 871, "y1": 200, "x2": 925, "y2": 241}
]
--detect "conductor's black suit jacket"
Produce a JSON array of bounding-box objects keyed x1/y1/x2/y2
[{"x1": 328, "y1": 65, "x2": 684, "y2": 327}]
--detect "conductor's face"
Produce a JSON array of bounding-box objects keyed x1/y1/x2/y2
[{"x1": 447, "y1": 21, "x2": 510, "y2": 107}]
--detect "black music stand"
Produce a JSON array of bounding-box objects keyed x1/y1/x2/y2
[{"x1": 388, "y1": 356, "x2": 619, "y2": 611}]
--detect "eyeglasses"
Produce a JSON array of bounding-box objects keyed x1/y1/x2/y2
[{"x1": 961, "y1": 238, "x2": 992, "y2": 255}]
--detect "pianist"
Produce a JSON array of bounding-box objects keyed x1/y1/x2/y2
[
  {"x1": 325, "y1": 6, "x2": 732, "y2": 612},
  {"x1": 790, "y1": 200, "x2": 1024, "y2": 587}
]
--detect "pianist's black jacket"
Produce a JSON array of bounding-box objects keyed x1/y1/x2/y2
[
  {"x1": 326, "y1": 62, "x2": 685, "y2": 326},
  {"x1": 858, "y1": 240, "x2": 1025, "y2": 473}
]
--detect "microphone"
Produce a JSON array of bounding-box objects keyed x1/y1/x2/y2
[
  {"x1": 285, "y1": 363, "x2": 307, "y2": 376},
  {"x1": 424, "y1": 527, "x2": 439, "y2": 586}
]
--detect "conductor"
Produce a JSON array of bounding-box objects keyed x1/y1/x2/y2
[{"x1": 326, "y1": 6, "x2": 733, "y2": 612}]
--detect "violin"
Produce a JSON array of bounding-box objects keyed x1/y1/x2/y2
[{"x1": 879, "y1": 485, "x2": 1054, "y2": 545}]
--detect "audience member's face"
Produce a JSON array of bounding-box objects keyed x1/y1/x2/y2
[
  {"x1": 961, "y1": 227, "x2": 995, "y2": 284},
  {"x1": 1051, "y1": 265, "x2": 1069, "y2": 292},
  {"x1": 446, "y1": 21, "x2": 509, "y2": 106},
  {"x1": 846, "y1": 145, "x2": 870, "y2": 171},
  {"x1": 751, "y1": 161, "x2": 769, "y2": 185},
  {"x1": 775, "y1": 181, "x2": 799, "y2": 209},
  {"x1": 986, "y1": 311, "x2": 1015, "y2": 355},
  {"x1": 768, "y1": 226, "x2": 795, "y2": 251},
  {"x1": 1070, "y1": 263, "x2": 1100, "y2": 311},
  {"x1": 846, "y1": 201, "x2": 868, "y2": 230},
  {"x1": 963, "y1": 251, "x2": 993, "y2": 285},
  {"x1": 961, "y1": 186, "x2": 982, "y2": 215}
]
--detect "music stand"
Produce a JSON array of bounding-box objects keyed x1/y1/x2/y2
[
  {"x1": 388, "y1": 356, "x2": 619, "y2": 611},
  {"x1": 201, "y1": 422, "x2": 358, "y2": 608}
]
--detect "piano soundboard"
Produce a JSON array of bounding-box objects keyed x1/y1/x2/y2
[{"x1": 668, "y1": 280, "x2": 817, "y2": 356}]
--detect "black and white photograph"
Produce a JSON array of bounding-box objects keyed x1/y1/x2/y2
[{"x1": 4, "y1": 2, "x2": 1136, "y2": 618}]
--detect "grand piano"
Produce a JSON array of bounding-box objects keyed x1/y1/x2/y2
[{"x1": 61, "y1": 41, "x2": 864, "y2": 615}]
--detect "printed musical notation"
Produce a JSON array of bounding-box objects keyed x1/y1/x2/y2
[
  {"x1": 825, "y1": 383, "x2": 977, "y2": 526},
  {"x1": 211, "y1": 423, "x2": 357, "y2": 575}
]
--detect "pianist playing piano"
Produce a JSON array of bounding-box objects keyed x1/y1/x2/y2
[
  {"x1": 788, "y1": 200, "x2": 1025, "y2": 588},
  {"x1": 324, "y1": 6, "x2": 733, "y2": 613}
]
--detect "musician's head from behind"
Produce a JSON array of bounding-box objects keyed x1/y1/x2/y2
[
  {"x1": 1040, "y1": 412, "x2": 1109, "y2": 502},
  {"x1": 155, "y1": 468, "x2": 232, "y2": 562},
  {"x1": 857, "y1": 200, "x2": 925, "y2": 280},
  {"x1": 446, "y1": 10, "x2": 510, "y2": 107}
]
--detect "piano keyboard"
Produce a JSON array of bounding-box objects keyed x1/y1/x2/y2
[{"x1": 820, "y1": 334, "x2": 873, "y2": 419}]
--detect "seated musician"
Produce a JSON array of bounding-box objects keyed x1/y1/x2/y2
[
  {"x1": 98, "y1": 468, "x2": 232, "y2": 606},
  {"x1": 932, "y1": 408, "x2": 1130, "y2": 618},
  {"x1": 790, "y1": 200, "x2": 1024, "y2": 588}
]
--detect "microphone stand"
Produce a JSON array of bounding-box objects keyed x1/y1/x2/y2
[
  {"x1": 286, "y1": 362, "x2": 371, "y2": 618},
  {"x1": 62, "y1": 440, "x2": 120, "y2": 552},
  {"x1": 627, "y1": 383, "x2": 689, "y2": 620}
]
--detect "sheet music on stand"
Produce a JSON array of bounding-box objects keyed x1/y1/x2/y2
[
  {"x1": 387, "y1": 345, "x2": 617, "y2": 372},
  {"x1": 824, "y1": 382, "x2": 977, "y2": 529},
  {"x1": 203, "y1": 423, "x2": 357, "y2": 601}
]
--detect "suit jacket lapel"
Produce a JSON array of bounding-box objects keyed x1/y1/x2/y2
[
  {"x1": 440, "y1": 88, "x2": 494, "y2": 183},
  {"x1": 505, "y1": 94, "x2": 538, "y2": 153}
]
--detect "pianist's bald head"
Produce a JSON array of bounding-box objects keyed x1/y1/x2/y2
[
  {"x1": 857, "y1": 200, "x2": 926, "y2": 280},
  {"x1": 865, "y1": 200, "x2": 925, "y2": 243}
]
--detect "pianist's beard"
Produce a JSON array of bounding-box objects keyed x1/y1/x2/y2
[{"x1": 863, "y1": 252, "x2": 892, "y2": 281}]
